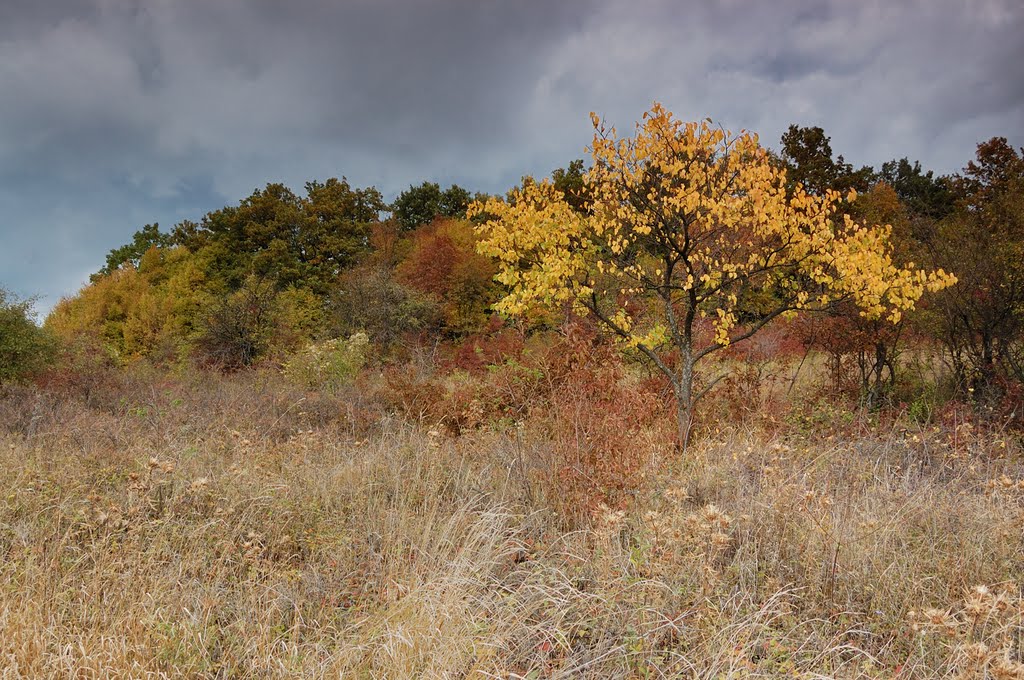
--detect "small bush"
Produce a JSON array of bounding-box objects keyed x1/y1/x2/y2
[
  {"x1": 539, "y1": 326, "x2": 670, "y2": 519},
  {"x1": 283, "y1": 332, "x2": 370, "y2": 393},
  {"x1": 34, "y1": 332, "x2": 122, "y2": 408},
  {"x1": 329, "y1": 265, "x2": 440, "y2": 352},
  {"x1": 193, "y1": 278, "x2": 278, "y2": 370}
]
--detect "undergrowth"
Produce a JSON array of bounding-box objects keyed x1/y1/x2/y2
[{"x1": 1, "y1": 365, "x2": 1022, "y2": 678}]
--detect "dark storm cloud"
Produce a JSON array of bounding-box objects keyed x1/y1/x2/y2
[{"x1": 0, "y1": 0, "x2": 1021, "y2": 314}]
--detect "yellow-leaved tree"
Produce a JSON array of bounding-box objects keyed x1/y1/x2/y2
[{"x1": 469, "y1": 104, "x2": 955, "y2": 449}]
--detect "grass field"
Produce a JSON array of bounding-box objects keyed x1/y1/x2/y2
[{"x1": 1, "y1": 370, "x2": 1022, "y2": 678}]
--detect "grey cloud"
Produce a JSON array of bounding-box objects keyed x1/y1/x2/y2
[{"x1": 0, "y1": 0, "x2": 1021, "y2": 314}]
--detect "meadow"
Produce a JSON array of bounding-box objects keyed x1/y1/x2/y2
[
  {"x1": 2, "y1": 106, "x2": 1021, "y2": 679},
  {"x1": 1, "y1": 352, "x2": 1021, "y2": 679}
]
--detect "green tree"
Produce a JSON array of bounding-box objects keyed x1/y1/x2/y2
[
  {"x1": 551, "y1": 159, "x2": 590, "y2": 214},
  {"x1": 877, "y1": 158, "x2": 954, "y2": 221},
  {"x1": 174, "y1": 179, "x2": 384, "y2": 294},
  {"x1": 439, "y1": 184, "x2": 472, "y2": 218},
  {"x1": 392, "y1": 181, "x2": 473, "y2": 231},
  {"x1": 0, "y1": 289, "x2": 55, "y2": 382},
  {"x1": 94, "y1": 223, "x2": 173, "y2": 280},
  {"x1": 779, "y1": 124, "x2": 874, "y2": 196},
  {"x1": 299, "y1": 178, "x2": 386, "y2": 291}
]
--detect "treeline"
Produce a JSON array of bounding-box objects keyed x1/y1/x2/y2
[
  {"x1": 42, "y1": 178, "x2": 498, "y2": 370},
  {"x1": 2, "y1": 125, "x2": 1022, "y2": 413},
  {"x1": 775, "y1": 129, "x2": 1024, "y2": 403}
]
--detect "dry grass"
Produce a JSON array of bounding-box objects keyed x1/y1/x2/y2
[{"x1": 1, "y1": 372, "x2": 1022, "y2": 678}]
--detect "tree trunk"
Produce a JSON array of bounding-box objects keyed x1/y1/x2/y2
[
  {"x1": 980, "y1": 331, "x2": 995, "y2": 388},
  {"x1": 862, "y1": 341, "x2": 893, "y2": 410},
  {"x1": 674, "y1": 358, "x2": 695, "y2": 453}
]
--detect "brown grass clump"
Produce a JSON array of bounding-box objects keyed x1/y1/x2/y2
[{"x1": 1, "y1": 372, "x2": 1022, "y2": 678}]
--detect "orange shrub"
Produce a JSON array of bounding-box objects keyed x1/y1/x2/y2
[
  {"x1": 445, "y1": 316, "x2": 526, "y2": 374},
  {"x1": 532, "y1": 321, "x2": 671, "y2": 518},
  {"x1": 395, "y1": 218, "x2": 499, "y2": 335}
]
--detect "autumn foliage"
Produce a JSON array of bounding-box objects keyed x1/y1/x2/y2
[
  {"x1": 471, "y1": 104, "x2": 955, "y2": 446},
  {"x1": 4, "y1": 99, "x2": 1024, "y2": 679},
  {"x1": 395, "y1": 218, "x2": 499, "y2": 334},
  {"x1": 17, "y1": 104, "x2": 1023, "y2": 452}
]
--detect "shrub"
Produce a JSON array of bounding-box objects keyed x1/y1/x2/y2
[
  {"x1": 329, "y1": 265, "x2": 440, "y2": 352},
  {"x1": 193, "y1": 277, "x2": 278, "y2": 370},
  {"x1": 709, "y1": 319, "x2": 802, "y2": 429},
  {"x1": 538, "y1": 325, "x2": 670, "y2": 518},
  {"x1": 33, "y1": 332, "x2": 122, "y2": 408},
  {"x1": 283, "y1": 333, "x2": 370, "y2": 393},
  {"x1": 0, "y1": 288, "x2": 56, "y2": 383},
  {"x1": 445, "y1": 317, "x2": 526, "y2": 373},
  {"x1": 927, "y1": 138, "x2": 1024, "y2": 395}
]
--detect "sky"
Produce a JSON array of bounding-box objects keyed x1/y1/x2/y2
[{"x1": 1, "y1": 0, "x2": 1022, "y2": 317}]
